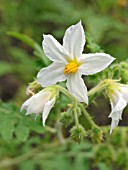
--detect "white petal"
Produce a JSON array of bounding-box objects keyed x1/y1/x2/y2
[
  {"x1": 110, "y1": 118, "x2": 120, "y2": 134},
  {"x1": 27, "y1": 92, "x2": 51, "y2": 115},
  {"x1": 79, "y1": 53, "x2": 115, "y2": 75},
  {"x1": 109, "y1": 110, "x2": 123, "y2": 120},
  {"x1": 66, "y1": 71, "x2": 88, "y2": 104},
  {"x1": 109, "y1": 90, "x2": 126, "y2": 134},
  {"x1": 43, "y1": 34, "x2": 68, "y2": 63},
  {"x1": 21, "y1": 91, "x2": 51, "y2": 115},
  {"x1": 20, "y1": 96, "x2": 33, "y2": 112},
  {"x1": 37, "y1": 62, "x2": 67, "y2": 87},
  {"x1": 110, "y1": 90, "x2": 127, "y2": 112},
  {"x1": 120, "y1": 85, "x2": 128, "y2": 102},
  {"x1": 42, "y1": 98, "x2": 55, "y2": 126},
  {"x1": 63, "y1": 21, "x2": 85, "y2": 60}
]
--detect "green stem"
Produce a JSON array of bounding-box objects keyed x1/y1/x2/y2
[
  {"x1": 74, "y1": 100, "x2": 79, "y2": 127},
  {"x1": 54, "y1": 85, "x2": 76, "y2": 101},
  {"x1": 53, "y1": 85, "x2": 79, "y2": 127},
  {"x1": 88, "y1": 79, "x2": 120, "y2": 97},
  {"x1": 45, "y1": 126, "x2": 56, "y2": 134},
  {"x1": 55, "y1": 122, "x2": 65, "y2": 144},
  {"x1": 79, "y1": 104, "x2": 98, "y2": 128},
  {"x1": 67, "y1": 105, "x2": 73, "y2": 114},
  {"x1": 88, "y1": 81, "x2": 108, "y2": 97}
]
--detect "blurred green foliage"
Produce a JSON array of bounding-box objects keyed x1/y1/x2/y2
[
  {"x1": 1, "y1": 0, "x2": 128, "y2": 60},
  {"x1": 0, "y1": 100, "x2": 128, "y2": 170},
  {"x1": 0, "y1": 0, "x2": 128, "y2": 170}
]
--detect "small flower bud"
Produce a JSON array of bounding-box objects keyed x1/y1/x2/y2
[
  {"x1": 60, "y1": 112, "x2": 73, "y2": 127},
  {"x1": 70, "y1": 125, "x2": 86, "y2": 143},
  {"x1": 113, "y1": 67, "x2": 120, "y2": 80},
  {"x1": 90, "y1": 127, "x2": 103, "y2": 143},
  {"x1": 120, "y1": 62, "x2": 128, "y2": 68},
  {"x1": 26, "y1": 80, "x2": 42, "y2": 96},
  {"x1": 121, "y1": 69, "x2": 128, "y2": 83},
  {"x1": 120, "y1": 62, "x2": 128, "y2": 83}
]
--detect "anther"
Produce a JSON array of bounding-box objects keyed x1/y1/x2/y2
[{"x1": 64, "y1": 62, "x2": 78, "y2": 74}]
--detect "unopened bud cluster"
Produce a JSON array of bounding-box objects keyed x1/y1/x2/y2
[
  {"x1": 70, "y1": 125, "x2": 86, "y2": 143},
  {"x1": 60, "y1": 112, "x2": 73, "y2": 127},
  {"x1": 90, "y1": 127, "x2": 103, "y2": 143}
]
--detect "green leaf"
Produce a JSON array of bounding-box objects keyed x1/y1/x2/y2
[
  {"x1": 98, "y1": 162, "x2": 112, "y2": 170},
  {"x1": 0, "y1": 114, "x2": 15, "y2": 141},
  {"x1": 15, "y1": 122, "x2": 29, "y2": 142},
  {"x1": 19, "y1": 161, "x2": 36, "y2": 170},
  {"x1": 85, "y1": 32, "x2": 104, "y2": 53},
  {"x1": 0, "y1": 101, "x2": 45, "y2": 143},
  {"x1": 74, "y1": 156, "x2": 90, "y2": 170},
  {"x1": 7, "y1": 31, "x2": 50, "y2": 65}
]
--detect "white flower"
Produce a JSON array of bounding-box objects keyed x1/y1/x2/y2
[
  {"x1": 21, "y1": 90, "x2": 56, "y2": 126},
  {"x1": 108, "y1": 83, "x2": 128, "y2": 134},
  {"x1": 37, "y1": 21, "x2": 115, "y2": 104}
]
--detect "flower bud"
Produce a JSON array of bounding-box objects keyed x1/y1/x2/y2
[
  {"x1": 90, "y1": 127, "x2": 103, "y2": 143},
  {"x1": 26, "y1": 80, "x2": 42, "y2": 96},
  {"x1": 70, "y1": 125, "x2": 86, "y2": 143},
  {"x1": 120, "y1": 62, "x2": 128, "y2": 83},
  {"x1": 60, "y1": 112, "x2": 73, "y2": 127},
  {"x1": 120, "y1": 62, "x2": 128, "y2": 68},
  {"x1": 121, "y1": 69, "x2": 128, "y2": 83}
]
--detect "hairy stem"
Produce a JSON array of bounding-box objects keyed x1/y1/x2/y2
[
  {"x1": 55, "y1": 122, "x2": 65, "y2": 144},
  {"x1": 79, "y1": 103, "x2": 98, "y2": 129},
  {"x1": 54, "y1": 85, "x2": 79, "y2": 127},
  {"x1": 88, "y1": 80, "x2": 109, "y2": 97},
  {"x1": 73, "y1": 100, "x2": 79, "y2": 127},
  {"x1": 54, "y1": 85, "x2": 76, "y2": 101}
]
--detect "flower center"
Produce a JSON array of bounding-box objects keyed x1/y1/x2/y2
[{"x1": 64, "y1": 61, "x2": 78, "y2": 74}]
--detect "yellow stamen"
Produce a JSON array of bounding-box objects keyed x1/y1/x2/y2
[{"x1": 64, "y1": 61, "x2": 78, "y2": 74}]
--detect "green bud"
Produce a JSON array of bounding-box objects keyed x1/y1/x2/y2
[
  {"x1": 26, "y1": 80, "x2": 42, "y2": 95},
  {"x1": 60, "y1": 112, "x2": 73, "y2": 127},
  {"x1": 120, "y1": 62, "x2": 128, "y2": 69},
  {"x1": 113, "y1": 67, "x2": 120, "y2": 79},
  {"x1": 90, "y1": 127, "x2": 103, "y2": 143},
  {"x1": 121, "y1": 69, "x2": 128, "y2": 83},
  {"x1": 120, "y1": 62, "x2": 128, "y2": 83},
  {"x1": 70, "y1": 125, "x2": 86, "y2": 143}
]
